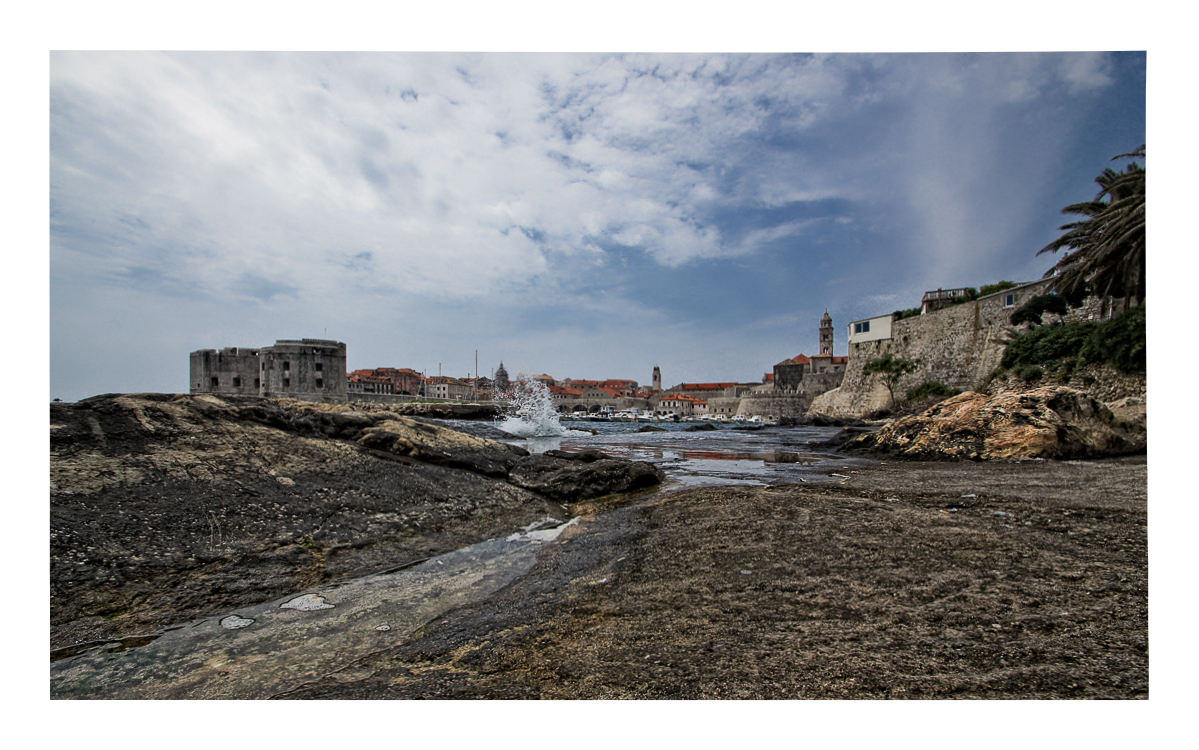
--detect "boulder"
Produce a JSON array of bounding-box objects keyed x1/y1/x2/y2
[
  {"x1": 685, "y1": 423, "x2": 718, "y2": 431},
  {"x1": 840, "y1": 386, "x2": 1146, "y2": 460},
  {"x1": 356, "y1": 418, "x2": 527, "y2": 477},
  {"x1": 508, "y1": 452, "x2": 665, "y2": 503}
]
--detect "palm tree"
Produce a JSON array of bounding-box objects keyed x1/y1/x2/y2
[{"x1": 1038, "y1": 145, "x2": 1145, "y2": 310}]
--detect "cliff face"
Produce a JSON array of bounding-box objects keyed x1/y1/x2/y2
[{"x1": 50, "y1": 393, "x2": 661, "y2": 650}]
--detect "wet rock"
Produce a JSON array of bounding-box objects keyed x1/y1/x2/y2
[
  {"x1": 507, "y1": 453, "x2": 665, "y2": 503},
  {"x1": 840, "y1": 386, "x2": 1146, "y2": 460},
  {"x1": 685, "y1": 423, "x2": 718, "y2": 431},
  {"x1": 636, "y1": 425, "x2": 666, "y2": 433},
  {"x1": 778, "y1": 413, "x2": 867, "y2": 427},
  {"x1": 543, "y1": 448, "x2": 611, "y2": 463},
  {"x1": 807, "y1": 425, "x2": 879, "y2": 450}
]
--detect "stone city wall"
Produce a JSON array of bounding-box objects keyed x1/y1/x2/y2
[
  {"x1": 742, "y1": 372, "x2": 845, "y2": 417},
  {"x1": 810, "y1": 281, "x2": 1121, "y2": 418}
]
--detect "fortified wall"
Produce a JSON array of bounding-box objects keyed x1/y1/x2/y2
[
  {"x1": 742, "y1": 372, "x2": 845, "y2": 418},
  {"x1": 190, "y1": 339, "x2": 348, "y2": 403},
  {"x1": 810, "y1": 281, "x2": 1115, "y2": 418}
]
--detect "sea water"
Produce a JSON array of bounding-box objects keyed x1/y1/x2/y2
[{"x1": 479, "y1": 379, "x2": 874, "y2": 487}]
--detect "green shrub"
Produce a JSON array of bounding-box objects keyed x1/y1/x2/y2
[
  {"x1": 1009, "y1": 293, "x2": 1070, "y2": 327},
  {"x1": 1081, "y1": 304, "x2": 1145, "y2": 373},
  {"x1": 1002, "y1": 304, "x2": 1145, "y2": 374},
  {"x1": 1015, "y1": 364, "x2": 1044, "y2": 382},
  {"x1": 906, "y1": 381, "x2": 961, "y2": 401},
  {"x1": 892, "y1": 307, "x2": 923, "y2": 320},
  {"x1": 864, "y1": 354, "x2": 919, "y2": 404},
  {"x1": 979, "y1": 280, "x2": 1018, "y2": 297}
]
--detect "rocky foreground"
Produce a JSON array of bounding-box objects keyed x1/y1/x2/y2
[
  {"x1": 50, "y1": 394, "x2": 662, "y2": 651},
  {"x1": 51, "y1": 390, "x2": 1147, "y2": 699}
]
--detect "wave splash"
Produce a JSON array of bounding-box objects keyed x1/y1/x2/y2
[{"x1": 496, "y1": 375, "x2": 588, "y2": 438}]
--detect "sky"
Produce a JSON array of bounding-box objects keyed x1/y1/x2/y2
[{"x1": 49, "y1": 50, "x2": 1145, "y2": 400}]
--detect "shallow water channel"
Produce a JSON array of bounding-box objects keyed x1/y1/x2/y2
[
  {"x1": 52, "y1": 422, "x2": 871, "y2": 698},
  {"x1": 51, "y1": 519, "x2": 576, "y2": 699},
  {"x1": 494, "y1": 420, "x2": 874, "y2": 487}
]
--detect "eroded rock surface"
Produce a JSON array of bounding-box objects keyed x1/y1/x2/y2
[
  {"x1": 49, "y1": 394, "x2": 657, "y2": 650},
  {"x1": 840, "y1": 386, "x2": 1146, "y2": 460}
]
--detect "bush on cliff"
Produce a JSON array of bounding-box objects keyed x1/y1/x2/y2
[
  {"x1": 978, "y1": 280, "x2": 1018, "y2": 297},
  {"x1": 1009, "y1": 293, "x2": 1071, "y2": 327},
  {"x1": 905, "y1": 381, "x2": 961, "y2": 401},
  {"x1": 1002, "y1": 304, "x2": 1145, "y2": 374}
]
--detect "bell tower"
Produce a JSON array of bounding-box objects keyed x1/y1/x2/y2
[
  {"x1": 652, "y1": 365, "x2": 662, "y2": 391},
  {"x1": 819, "y1": 310, "x2": 833, "y2": 357}
]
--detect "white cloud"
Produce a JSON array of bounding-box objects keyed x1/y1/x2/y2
[{"x1": 49, "y1": 51, "x2": 1135, "y2": 398}]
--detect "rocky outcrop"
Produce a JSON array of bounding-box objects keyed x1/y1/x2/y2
[
  {"x1": 987, "y1": 362, "x2": 1147, "y2": 404},
  {"x1": 840, "y1": 386, "x2": 1146, "y2": 460},
  {"x1": 507, "y1": 450, "x2": 666, "y2": 503},
  {"x1": 50, "y1": 394, "x2": 661, "y2": 649}
]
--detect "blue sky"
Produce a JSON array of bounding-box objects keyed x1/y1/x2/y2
[{"x1": 49, "y1": 50, "x2": 1145, "y2": 400}]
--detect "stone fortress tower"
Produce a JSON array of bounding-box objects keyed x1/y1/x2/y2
[
  {"x1": 652, "y1": 365, "x2": 662, "y2": 391},
  {"x1": 819, "y1": 310, "x2": 834, "y2": 356},
  {"x1": 190, "y1": 339, "x2": 348, "y2": 403}
]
